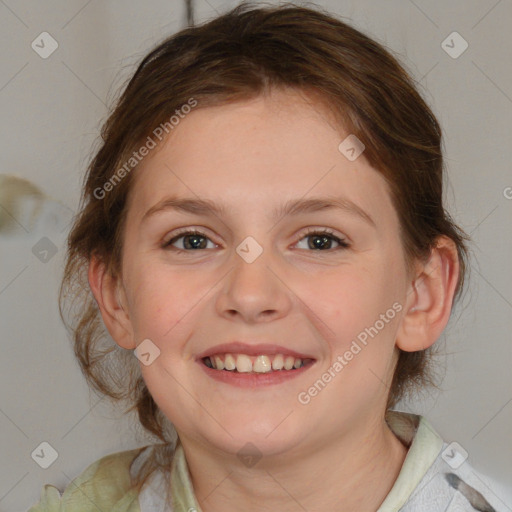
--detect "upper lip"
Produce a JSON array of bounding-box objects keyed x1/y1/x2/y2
[{"x1": 196, "y1": 342, "x2": 316, "y2": 361}]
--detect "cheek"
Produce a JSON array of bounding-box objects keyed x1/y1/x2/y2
[
  {"x1": 124, "y1": 258, "x2": 214, "y2": 343},
  {"x1": 304, "y1": 268, "x2": 403, "y2": 406},
  {"x1": 303, "y1": 263, "x2": 403, "y2": 354}
]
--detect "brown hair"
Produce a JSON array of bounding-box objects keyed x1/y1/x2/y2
[{"x1": 59, "y1": 1, "x2": 470, "y2": 494}]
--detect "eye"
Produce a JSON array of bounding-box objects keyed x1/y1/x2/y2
[
  {"x1": 162, "y1": 228, "x2": 350, "y2": 253},
  {"x1": 294, "y1": 228, "x2": 349, "y2": 251},
  {"x1": 163, "y1": 230, "x2": 217, "y2": 252}
]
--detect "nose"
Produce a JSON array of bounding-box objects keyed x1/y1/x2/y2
[{"x1": 215, "y1": 243, "x2": 293, "y2": 324}]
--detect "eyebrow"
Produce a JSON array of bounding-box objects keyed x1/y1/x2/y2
[{"x1": 141, "y1": 195, "x2": 376, "y2": 227}]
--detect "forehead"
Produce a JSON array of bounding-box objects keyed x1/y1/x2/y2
[{"x1": 126, "y1": 90, "x2": 396, "y2": 226}]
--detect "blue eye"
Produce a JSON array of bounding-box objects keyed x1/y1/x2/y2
[{"x1": 162, "y1": 228, "x2": 349, "y2": 253}]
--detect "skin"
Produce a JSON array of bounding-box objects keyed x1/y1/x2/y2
[{"x1": 89, "y1": 88, "x2": 459, "y2": 512}]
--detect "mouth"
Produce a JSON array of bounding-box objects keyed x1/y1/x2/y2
[
  {"x1": 202, "y1": 353, "x2": 315, "y2": 373},
  {"x1": 196, "y1": 342, "x2": 317, "y2": 386}
]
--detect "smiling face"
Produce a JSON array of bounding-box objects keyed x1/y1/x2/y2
[{"x1": 112, "y1": 88, "x2": 414, "y2": 458}]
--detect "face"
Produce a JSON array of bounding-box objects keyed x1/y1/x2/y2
[{"x1": 117, "y1": 89, "x2": 411, "y2": 459}]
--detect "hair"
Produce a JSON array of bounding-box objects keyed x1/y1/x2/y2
[{"x1": 59, "y1": 0, "x2": 471, "y2": 496}]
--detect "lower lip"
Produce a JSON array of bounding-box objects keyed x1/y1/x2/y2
[{"x1": 198, "y1": 360, "x2": 315, "y2": 387}]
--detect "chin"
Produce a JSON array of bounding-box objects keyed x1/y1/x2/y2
[{"x1": 201, "y1": 418, "x2": 307, "y2": 460}]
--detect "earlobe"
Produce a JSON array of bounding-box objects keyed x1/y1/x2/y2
[
  {"x1": 396, "y1": 236, "x2": 460, "y2": 352},
  {"x1": 87, "y1": 255, "x2": 136, "y2": 350}
]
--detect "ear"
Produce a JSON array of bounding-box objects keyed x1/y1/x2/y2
[
  {"x1": 88, "y1": 254, "x2": 136, "y2": 350},
  {"x1": 396, "y1": 236, "x2": 460, "y2": 352}
]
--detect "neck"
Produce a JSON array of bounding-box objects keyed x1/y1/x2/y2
[{"x1": 177, "y1": 413, "x2": 408, "y2": 512}]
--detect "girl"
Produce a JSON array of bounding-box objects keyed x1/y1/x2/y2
[{"x1": 29, "y1": 2, "x2": 507, "y2": 511}]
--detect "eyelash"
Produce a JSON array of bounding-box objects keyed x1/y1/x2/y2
[{"x1": 162, "y1": 227, "x2": 350, "y2": 254}]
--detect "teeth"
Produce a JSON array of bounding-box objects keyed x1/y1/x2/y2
[
  {"x1": 272, "y1": 354, "x2": 284, "y2": 370},
  {"x1": 284, "y1": 356, "x2": 295, "y2": 370},
  {"x1": 224, "y1": 354, "x2": 236, "y2": 371},
  {"x1": 204, "y1": 353, "x2": 310, "y2": 373},
  {"x1": 253, "y1": 355, "x2": 272, "y2": 373},
  {"x1": 236, "y1": 354, "x2": 253, "y2": 373}
]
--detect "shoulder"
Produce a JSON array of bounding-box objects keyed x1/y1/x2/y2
[{"x1": 28, "y1": 446, "x2": 150, "y2": 512}]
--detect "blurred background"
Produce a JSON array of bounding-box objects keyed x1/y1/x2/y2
[{"x1": 0, "y1": 0, "x2": 511, "y2": 510}]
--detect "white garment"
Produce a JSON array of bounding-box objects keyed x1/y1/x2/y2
[{"x1": 138, "y1": 470, "x2": 173, "y2": 512}]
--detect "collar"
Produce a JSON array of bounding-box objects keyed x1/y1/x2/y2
[{"x1": 376, "y1": 410, "x2": 445, "y2": 511}]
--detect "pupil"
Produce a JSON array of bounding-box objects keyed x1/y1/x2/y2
[
  {"x1": 185, "y1": 234, "x2": 206, "y2": 249},
  {"x1": 309, "y1": 235, "x2": 330, "y2": 250}
]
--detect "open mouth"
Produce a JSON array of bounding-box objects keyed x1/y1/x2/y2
[{"x1": 202, "y1": 353, "x2": 315, "y2": 373}]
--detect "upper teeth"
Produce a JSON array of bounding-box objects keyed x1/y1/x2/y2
[{"x1": 205, "y1": 354, "x2": 307, "y2": 373}]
